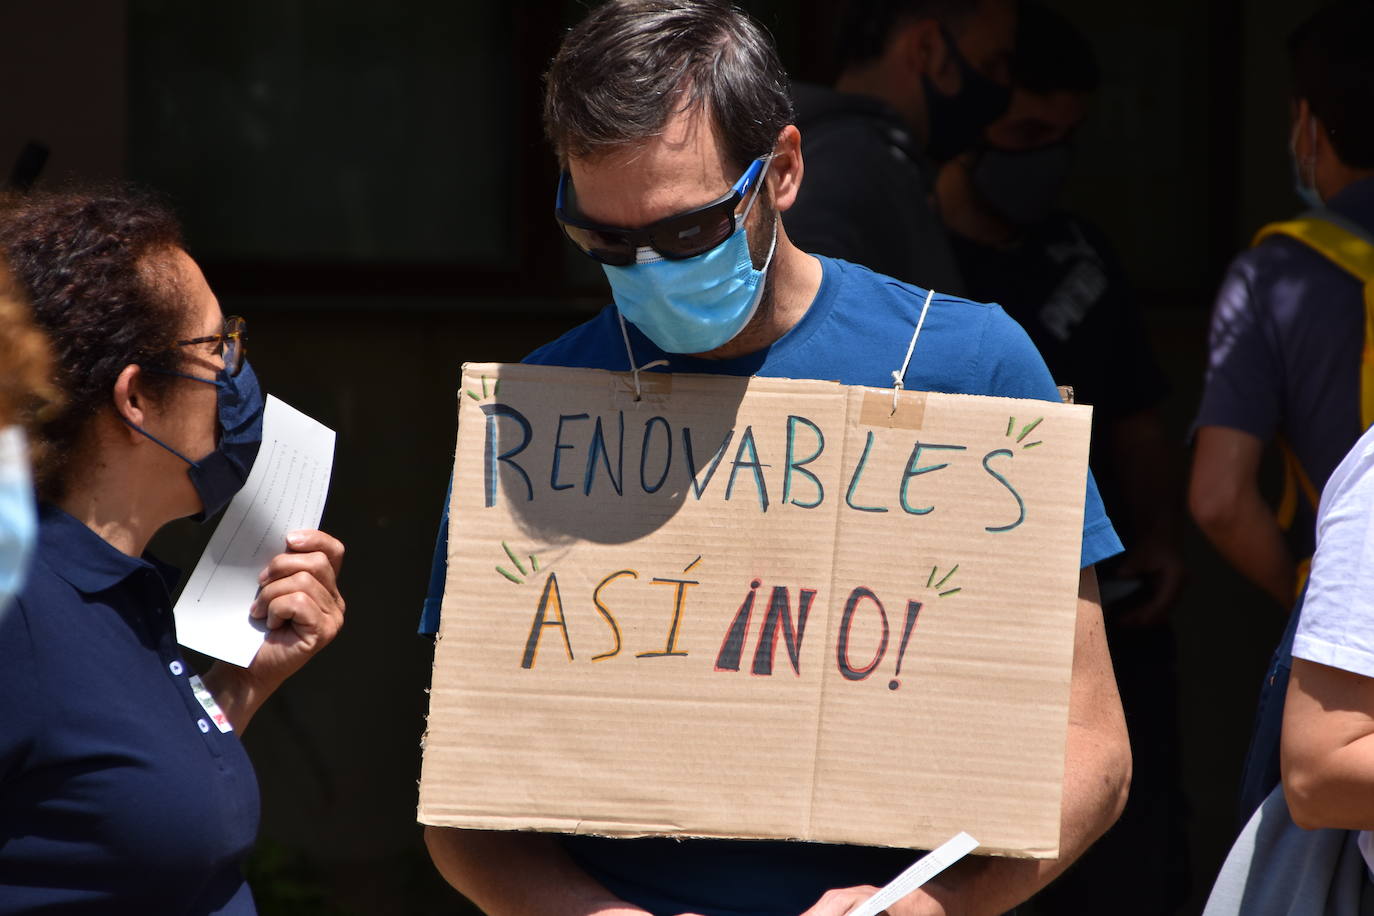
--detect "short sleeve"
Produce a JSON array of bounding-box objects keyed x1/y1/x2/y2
[
  {"x1": 977, "y1": 306, "x2": 1124, "y2": 569},
  {"x1": 418, "y1": 475, "x2": 451, "y2": 636},
  {"x1": 1192, "y1": 252, "x2": 1283, "y2": 442},
  {"x1": 1293, "y1": 436, "x2": 1374, "y2": 677}
]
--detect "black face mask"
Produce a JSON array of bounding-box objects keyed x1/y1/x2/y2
[
  {"x1": 923, "y1": 25, "x2": 1012, "y2": 162},
  {"x1": 971, "y1": 142, "x2": 1074, "y2": 226}
]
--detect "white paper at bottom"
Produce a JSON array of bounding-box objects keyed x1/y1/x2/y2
[{"x1": 848, "y1": 832, "x2": 980, "y2": 916}]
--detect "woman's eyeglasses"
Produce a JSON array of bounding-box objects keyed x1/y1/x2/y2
[
  {"x1": 169, "y1": 315, "x2": 246, "y2": 377},
  {"x1": 555, "y1": 156, "x2": 769, "y2": 266}
]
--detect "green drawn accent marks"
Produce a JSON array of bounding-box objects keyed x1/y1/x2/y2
[
  {"x1": 927, "y1": 564, "x2": 961, "y2": 597},
  {"x1": 496, "y1": 540, "x2": 540, "y2": 584},
  {"x1": 1004, "y1": 416, "x2": 1046, "y2": 449},
  {"x1": 466, "y1": 375, "x2": 502, "y2": 401}
]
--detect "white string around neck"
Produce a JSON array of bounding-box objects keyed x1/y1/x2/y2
[
  {"x1": 891, "y1": 287, "x2": 936, "y2": 415},
  {"x1": 617, "y1": 312, "x2": 669, "y2": 400}
]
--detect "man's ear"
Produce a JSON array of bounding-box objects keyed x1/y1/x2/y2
[
  {"x1": 1307, "y1": 105, "x2": 1335, "y2": 162},
  {"x1": 769, "y1": 125, "x2": 804, "y2": 213},
  {"x1": 1293, "y1": 98, "x2": 1311, "y2": 148},
  {"x1": 112, "y1": 364, "x2": 149, "y2": 443},
  {"x1": 902, "y1": 19, "x2": 956, "y2": 93}
]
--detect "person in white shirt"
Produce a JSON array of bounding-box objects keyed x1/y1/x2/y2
[{"x1": 1284, "y1": 417, "x2": 1374, "y2": 872}]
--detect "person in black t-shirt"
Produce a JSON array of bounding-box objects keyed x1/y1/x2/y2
[{"x1": 936, "y1": 5, "x2": 1189, "y2": 914}]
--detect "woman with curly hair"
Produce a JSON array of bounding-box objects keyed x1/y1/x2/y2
[{"x1": 0, "y1": 189, "x2": 346, "y2": 914}]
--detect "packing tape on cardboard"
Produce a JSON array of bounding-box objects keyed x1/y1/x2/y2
[
  {"x1": 859, "y1": 388, "x2": 927, "y2": 429},
  {"x1": 847, "y1": 831, "x2": 979, "y2": 916}
]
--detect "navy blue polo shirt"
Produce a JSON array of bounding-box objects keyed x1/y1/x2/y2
[{"x1": 0, "y1": 505, "x2": 260, "y2": 913}]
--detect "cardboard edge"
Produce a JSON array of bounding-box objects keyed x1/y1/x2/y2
[
  {"x1": 415, "y1": 380, "x2": 473, "y2": 822},
  {"x1": 413, "y1": 813, "x2": 1060, "y2": 860},
  {"x1": 460, "y1": 363, "x2": 1095, "y2": 414}
]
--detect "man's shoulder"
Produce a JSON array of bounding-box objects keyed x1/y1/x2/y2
[
  {"x1": 824, "y1": 256, "x2": 1001, "y2": 322},
  {"x1": 1239, "y1": 223, "x2": 1363, "y2": 287},
  {"x1": 818, "y1": 257, "x2": 1029, "y2": 385},
  {"x1": 1212, "y1": 231, "x2": 1363, "y2": 333}
]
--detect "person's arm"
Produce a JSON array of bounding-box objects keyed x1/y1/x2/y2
[
  {"x1": 1281, "y1": 658, "x2": 1374, "y2": 830},
  {"x1": 802, "y1": 567, "x2": 1131, "y2": 916},
  {"x1": 1188, "y1": 425, "x2": 1295, "y2": 607},
  {"x1": 423, "y1": 828, "x2": 659, "y2": 916},
  {"x1": 201, "y1": 529, "x2": 346, "y2": 733},
  {"x1": 1108, "y1": 407, "x2": 1185, "y2": 627}
]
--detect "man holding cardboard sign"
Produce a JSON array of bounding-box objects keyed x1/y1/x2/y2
[{"x1": 420, "y1": 2, "x2": 1129, "y2": 914}]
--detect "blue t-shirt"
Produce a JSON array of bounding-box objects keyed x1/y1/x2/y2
[
  {"x1": 422, "y1": 255, "x2": 1120, "y2": 916},
  {"x1": 0, "y1": 505, "x2": 260, "y2": 914}
]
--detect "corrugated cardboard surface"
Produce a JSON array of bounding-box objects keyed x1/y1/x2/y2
[{"x1": 419, "y1": 363, "x2": 1092, "y2": 858}]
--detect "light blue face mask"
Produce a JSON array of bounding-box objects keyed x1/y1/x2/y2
[
  {"x1": 0, "y1": 426, "x2": 36, "y2": 615},
  {"x1": 1290, "y1": 115, "x2": 1323, "y2": 209},
  {"x1": 604, "y1": 159, "x2": 778, "y2": 355}
]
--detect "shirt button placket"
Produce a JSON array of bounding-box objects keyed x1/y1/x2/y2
[{"x1": 169, "y1": 660, "x2": 184, "y2": 676}]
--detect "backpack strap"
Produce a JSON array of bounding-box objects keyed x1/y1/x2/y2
[
  {"x1": 1252, "y1": 213, "x2": 1374, "y2": 281},
  {"x1": 1253, "y1": 213, "x2": 1374, "y2": 431}
]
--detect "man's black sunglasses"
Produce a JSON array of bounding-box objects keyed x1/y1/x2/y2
[{"x1": 554, "y1": 156, "x2": 769, "y2": 267}]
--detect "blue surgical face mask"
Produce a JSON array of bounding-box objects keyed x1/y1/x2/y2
[
  {"x1": 0, "y1": 426, "x2": 36, "y2": 615},
  {"x1": 127, "y1": 359, "x2": 265, "y2": 521},
  {"x1": 1290, "y1": 115, "x2": 1323, "y2": 209},
  {"x1": 603, "y1": 164, "x2": 778, "y2": 355}
]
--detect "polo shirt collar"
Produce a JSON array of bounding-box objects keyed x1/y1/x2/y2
[{"x1": 37, "y1": 503, "x2": 175, "y2": 595}]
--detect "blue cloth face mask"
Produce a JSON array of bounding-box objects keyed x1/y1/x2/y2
[
  {"x1": 0, "y1": 426, "x2": 36, "y2": 616},
  {"x1": 603, "y1": 161, "x2": 778, "y2": 355},
  {"x1": 127, "y1": 359, "x2": 265, "y2": 521}
]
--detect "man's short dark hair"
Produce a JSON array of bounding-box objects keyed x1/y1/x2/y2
[
  {"x1": 1289, "y1": 0, "x2": 1374, "y2": 169},
  {"x1": 1012, "y1": 2, "x2": 1099, "y2": 95},
  {"x1": 834, "y1": 0, "x2": 981, "y2": 71},
  {"x1": 543, "y1": 0, "x2": 793, "y2": 171}
]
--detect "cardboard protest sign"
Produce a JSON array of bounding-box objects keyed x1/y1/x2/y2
[{"x1": 418, "y1": 363, "x2": 1093, "y2": 858}]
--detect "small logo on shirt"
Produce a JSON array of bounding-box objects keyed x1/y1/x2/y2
[{"x1": 188, "y1": 674, "x2": 233, "y2": 733}]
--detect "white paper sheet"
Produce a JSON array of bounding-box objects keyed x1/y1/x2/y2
[
  {"x1": 174, "y1": 395, "x2": 336, "y2": 667},
  {"x1": 847, "y1": 832, "x2": 979, "y2": 916}
]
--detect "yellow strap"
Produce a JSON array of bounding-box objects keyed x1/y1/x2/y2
[
  {"x1": 1277, "y1": 440, "x2": 1321, "y2": 532},
  {"x1": 1365, "y1": 284, "x2": 1374, "y2": 431},
  {"x1": 1253, "y1": 218, "x2": 1369, "y2": 598},
  {"x1": 1254, "y1": 218, "x2": 1374, "y2": 431},
  {"x1": 1254, "y1": 218, "x2": 1374, "y2": 280},
  {"x1": 1294, "y1": 557, "x2": 1312, "y2": 603}
]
